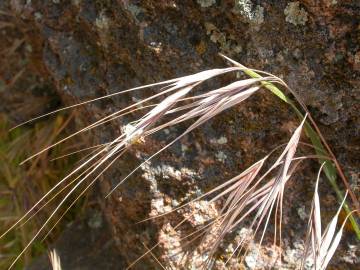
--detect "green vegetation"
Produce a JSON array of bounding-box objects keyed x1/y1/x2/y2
[{"x1": 0, "y1": 114, "x2": 82, "y2": 269}]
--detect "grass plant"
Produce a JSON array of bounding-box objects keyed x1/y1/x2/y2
[{"x1": 1, "y1": 55, "x2": 358, "y2": 269}]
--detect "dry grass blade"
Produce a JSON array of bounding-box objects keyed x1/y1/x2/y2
[
  {"x1": 48, "y1": 249, "x2": 62, "y2": 270},
  {"x1": 301, "y1": 164, "x2": 354, "y2": 270},
  {"x1": 6, "y1": 144, "x2": 124, "y2": 269},
  {"x1": 141, "y1": 242, "x2": 170, "y2": 270},
  {"x1": 0, "y1": 113, "x2": 86, "y2": 268},
  {"x1": 0, "y1": 145, "x2": 106, "y2": 242},
  {"x1": 10, "y1": 78, "x2": 178, "y2": 131}
]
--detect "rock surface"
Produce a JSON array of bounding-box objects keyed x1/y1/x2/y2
[
  {"x1": 2, "y1": 0, "x2": 359, "y2": 269},
  {"x1": 27, "y1": 209, "x2": 125, "y2": 270}
]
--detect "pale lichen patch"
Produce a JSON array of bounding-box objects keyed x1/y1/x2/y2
[
  {"x1": 125, "y1": 4, "x2": 143, "y2": 22},
  {"x1": 197, "y1": 0, "x2": 216, "y2": 8},
  {"x1": 205, "y1": 22, "x2": 242, "y2": 55},
  {"x1": 210, "y1": 136, "x2": 228, "y2": 145},
  {"x1": 284, "y1": 2, "x2": 308, "y2": 26},
  {"x1": 121, "y1": 123, "x2": 145, "y2": 146},
  {"x1": 215, "y1": 151, "x2": 227, "y2": 163},
  {"x1": 182, "y1": 200, "x2": 218, "y2": 226},
  {"x1": 95, "y1": 12, "x2": 110, "y2": 30},
  {"x1": 233, "y1": 0, "x2": 264, "y2": 25}
]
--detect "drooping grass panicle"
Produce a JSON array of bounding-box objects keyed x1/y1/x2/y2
[
  {"x1": 3, "y1": 63, "x2": 284, "y2": 268},
  {"x1": 3, "y1": 55, "x2": 357, "y2": 269},
  {"x1": 18, "y1": 67, "x2": 254, "y2": 164}
]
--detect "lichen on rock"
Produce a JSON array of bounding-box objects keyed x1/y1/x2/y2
[
  {"x1": 205, "y1": 22, "x2": 242, "y2": 55},
  {"x1": 124, "y1": 3, "x2": 143, "y2": 22},
  {"x1": 95, "y1": 11, "x2": 110, "y2": 30},
  {"x1": 197, "y1": 0, "x2": 216, "y2": 8},
  {"x1": 233, "y1": 0, "x2": 264, "y2": 25},
  {"x1": 284, "y1": 1, "x2": 308, "y2": 26}
]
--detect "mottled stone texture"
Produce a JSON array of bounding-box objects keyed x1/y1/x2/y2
[{"x1": 6, "y1": 0, "x2": 359, "y2": 269}]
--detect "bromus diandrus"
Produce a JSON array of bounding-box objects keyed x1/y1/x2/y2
[{"x1": 2, "y1": 55, "x2": 358, "y2": 269}]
